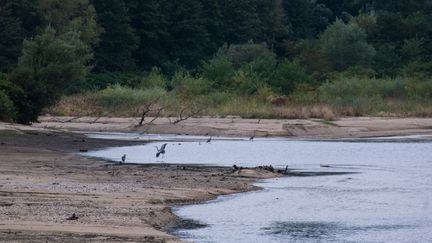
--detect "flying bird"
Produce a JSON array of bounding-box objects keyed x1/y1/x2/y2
[
  {"x1": 155, "y1": 143, "x2": 168, "y2": 158},
  {"x1": 206, "y1": 137, "x2": 212, "y2": 143}
]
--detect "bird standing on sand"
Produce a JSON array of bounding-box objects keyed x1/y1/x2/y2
[
  {"x1": 249, "y1": 131, "x2": 256, "y2": 141},
  {"x1": 155, "y1": 143, "x2": 168, "y2": 158},
  {"x1": 121, "y1": 154, "x2": 126, "y2": 164}
]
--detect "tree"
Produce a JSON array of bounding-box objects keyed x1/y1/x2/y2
[
  {"x1": 270, "y1": 59, "x2": 312, "y2": 95},
  {"x1": 37, "y1": 0, "x2": 102, "y2": 47},
  {"x1": 126, "y1": 0, "x2": 170, "y2": 69},
  {"x1": 11, "y1": 26, "x2": 92, "y2": 123},
  {"x1": 256, "y1": 0, "x2": 288, "y2": 53},
  {"x1": 0, "y1": 0, "x2": 41, "y2": 72},
  {"x1": 0, "y1": 7, "x2": 24, "y2": 72},
  {"x1": 167, "y1": 0, "x2": 210, "y2": 69},
  {"x1": 200, "y1": 0, "x2": 224, "y2": 55},
  {"x1": 91, "y1": 0, "x2": 138, "y2": 72},
  {"x1": 283, "y1": 0, "x2": 332, "y2": 40},
  {"x1": 319, "y1": 20, "x2": 376, "y2": 71},
  {"x1": 219, "y1": 0, "x2": 261, "y2": 44}
]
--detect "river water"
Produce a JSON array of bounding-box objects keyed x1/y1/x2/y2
[{"x1": 85, "y1": 133, "x2": 432, "y2": 243}]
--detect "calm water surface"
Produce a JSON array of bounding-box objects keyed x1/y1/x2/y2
[{"x1": 85, "y1": 133, "x2": 432, "y2": 243}]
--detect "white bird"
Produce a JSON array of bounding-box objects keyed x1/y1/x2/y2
[{"x1": 155, "y1": 143, "x2": 168, "y2": 158}]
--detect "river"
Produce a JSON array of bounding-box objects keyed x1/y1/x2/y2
[{"x1": 85, "y1": 133, "x2": 432, "y2": 243}]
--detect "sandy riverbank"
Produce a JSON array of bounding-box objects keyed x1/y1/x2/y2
[
  {"x1": 35, "y1": 116, "x2": 432, "y2": 138},
  {"x1": 0, "y1": 126, "x2": 279, "y2": 242},
  {"x1": 1, "y1": 116, "x2": 432, "y2": 242}
]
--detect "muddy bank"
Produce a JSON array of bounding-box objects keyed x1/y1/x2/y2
[
  {"x1": 0, "y1": 129, "x2": 279, "y2": 242},
  {"x1": 35, "y1": 116, "x2": 432, "y2": 138}
]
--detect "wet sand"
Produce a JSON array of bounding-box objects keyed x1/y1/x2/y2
[
  {"x1": 1, "y1": 116, "x2": 432, "y2": 242},
  {"x1": 0, "y1": 128, "x2": 278, "y2": 242}
]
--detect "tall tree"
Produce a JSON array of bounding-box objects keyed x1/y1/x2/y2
[
  {"x1": 167, "y1": 0, "x2": 209, "y2": 68},
  {"x1": 91, "y1": 0, "x2": 138, "y2": 72},
  {"x1": 0, "y1": 0, "x2": 41, "y2": 72},
  {"x1": 200, "y1": 0, "x2": 224, "y2": 56},
  {"x1": 320, "y1": 20, "x2": 376, "y2": 70},
  {"x1": 219, "y1": 0, "x2": 261, "y2": 44},
  {"x1": 126, "y1": 0, "x2": 170, "y2": 69},
  {"x1": 11, "y1": 26, "x2": 92, "y2": 123},
  {"x1": 256, "y1": 0, "x2": 287, "y2": 53},
  {"x1": 283, "y1": 0, "x2": 332, "y2": 40},
  {"x1": 37, "y1": 0, "x2": 102, "y2": 47}
]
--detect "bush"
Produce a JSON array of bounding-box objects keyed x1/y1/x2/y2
[
  {"x1": 11, "y1": 26, "x2": 92, "y2": 123},
  {"x1": 201, "y1": 42, "x2": 277, "y2": 90},
  {"x1": 96, "y1": 85, "x2": 167, "y2": 112},
  {"x1": 270, "y1": 59, "x2": 312, "y2": 95},
  {"x1": 319, "y1": 20, "x2": 376, "y2": 71},
  {"x1": 138, "y1": 67, "x2": 167, "y2": 89},
  {"x1": 86, "y1": 72, "x2": 144, "y2": 90},
  {"x1": 201, "y1": 55, "x2": 235, "y2": 89},
  {"x1": 0, "y1": 90, "x2": 16, "y2": 121},
  {"x1": 171, "y1": 71, "x2": 212, "y2": 98}
]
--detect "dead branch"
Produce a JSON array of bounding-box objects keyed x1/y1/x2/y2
[
  {"x1": 171, "y1": 104, "x2": 202, "y2": 124},
  {"x1": 137, "y1": 97, "x2": 161, "y2": 126}
]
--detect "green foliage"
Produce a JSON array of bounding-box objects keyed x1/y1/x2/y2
[
  {"x1": 0, "y1": 0, "x2": 41, "y2": 72},
  {"x1": 319, "y1": 20, "x2": 376, "y2": 71},
  {"x1": 96, "y1": 84, "x2": 166, "y2": 111},
  {"x1": 171, "y1": 71, "x2": 212, "y2": 98},
  {"x1": 91, "y1": 0, "x2": 138, "y2": 72},
  {"x1": 11, "y1": 26, "x2": 92, "y2": 123},
  {"x1": 0, "y1": 73, "x2": 30, "y2": 123},
  {"x1": 221, "y1": 43, "x2": 277, "y2": 74},
  {"x1": 270, "y1": 59, "x2": 312, "y2": 95},
  {"x1": 38, "y1": 0, "x2": 103, "y2": 47},
  {"x1": 0, "y1": 89, "x2": 16, "y2": 121},
  {"x1": 201, "y1": 54, "x2": 235, "y2": 89},
  {"x1": 138, "y1": 68, "x2": 167, "y2": 89},
  {"x1": 126, "y1": 0, "x2": 170, "y2": 69},
  {"x1": 318, "y1": 76, "x2": 432, "y2": 115}
]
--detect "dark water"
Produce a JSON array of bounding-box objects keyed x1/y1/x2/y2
[{"x1": 85, "y1": 133, "x2": 432, "y2": 243}]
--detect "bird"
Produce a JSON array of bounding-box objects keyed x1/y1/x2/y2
[
  {"x1": 66, "y1": 213, "x2": 79, "y2": 220},
  {"x1": 121, "y1": 154, "x2": 126, "y2": 164},
  {"x1": 155, "y1": 143, "x2": 168, "y2": 158},
  {"x1": 249, "y1": 131, "x2": 256, "y2": 141},
  {"x1": 206, "y1": 136, "x2": 212, "y2": 143}
]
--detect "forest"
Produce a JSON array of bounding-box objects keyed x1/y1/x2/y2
[{"x1": 1, "y1": 0, "x2": 432, "y2": 124}]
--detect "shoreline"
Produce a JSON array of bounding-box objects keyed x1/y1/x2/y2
[
  {"x1": 0, "y1": 127, "x2": 280, "y2": 242},
  {"x1": 1, "y1": 116, "x2": 432, "y2": 242}
]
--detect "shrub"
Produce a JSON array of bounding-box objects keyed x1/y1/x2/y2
[
  {"x1": 270, "y1": 59, "x2": 312, "y2": 95},
  {"x1": 96, "y1": 85, "x2": 167, "y2": 112},
  {"x1": 11, "y1": 26, "x2": 92, "y2": 123},
  {"x1": 0, "y1": 90, "x2": 16, "y2": 121},
  {"x1": 138, "y1": 67, "x2": 167, "y2": 89},
  {"x1": 171, "y1": 71, "x2": 212, "y2": 98},
  {"x1": 319, "y1": 20, "x2": 376, "y2": 71}
]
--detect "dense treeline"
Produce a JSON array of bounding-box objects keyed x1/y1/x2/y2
[{"x1": 1, "y1": 0, "x2": 432, "y2": 123}]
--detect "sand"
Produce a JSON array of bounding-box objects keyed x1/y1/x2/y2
[
  {"x1": 1, "y1": 116, "x2": 432, "y2": 242},
  {"x1": 35, "y1": 116, "x2": 432, "y2": 138},
  {"x1": 0, "y1": 127, "x2": 278, "y2": 242}
]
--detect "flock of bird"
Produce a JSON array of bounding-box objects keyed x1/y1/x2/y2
[{"x1": 119, "y1": 134, "x2": 256, "y2": 164}]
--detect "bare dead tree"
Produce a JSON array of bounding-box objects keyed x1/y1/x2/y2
[
  {"x1": 135, "y1": 96, "x2": 169, "y2": 128},
  {"x1": 171, "y1": 104, "x2": 202, "y2": 124}
]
